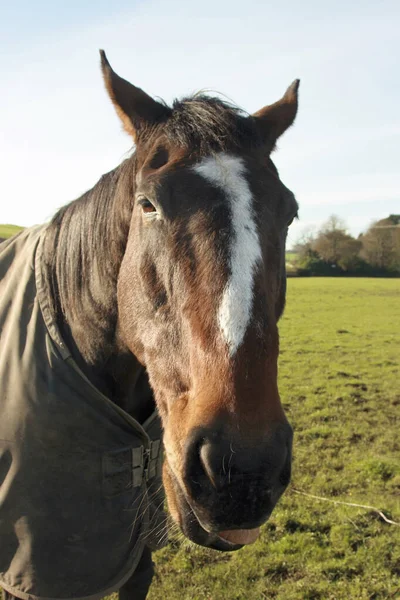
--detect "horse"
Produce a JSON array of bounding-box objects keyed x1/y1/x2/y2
[{"x1": 0, "y1": 51, "x2": 299, "y2": 600}]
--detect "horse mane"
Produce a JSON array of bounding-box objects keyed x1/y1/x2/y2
[
  {"x1": 42, "y1": 158, "x2": 135, "y2": 365},
  {"x1": 42, "y1": 94, "x2": 262, "y2": 366}
]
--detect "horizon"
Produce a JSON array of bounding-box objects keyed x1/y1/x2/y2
[{"x1": 1, "y1": 0, "x2": 399, "y2": 247}]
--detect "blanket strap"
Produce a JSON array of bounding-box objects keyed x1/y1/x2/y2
[{"x1": 103, "y1": 441, "x2": 162, "y2": 497}]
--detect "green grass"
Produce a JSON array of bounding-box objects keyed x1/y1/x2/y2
[
  {"x1": 0, "y1": 224, "x2": 24, "y2": 239},
  {"x1": 136, "y1": 278, "x2": 400, "y2": 600}
]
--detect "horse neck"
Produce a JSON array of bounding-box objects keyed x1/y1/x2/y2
[
  {"x1": 42, "y1": 159, "x2": 155, "y2": 423},
  {"x1": 60, "y1": 324, "x2": 155, "y2": 422}
]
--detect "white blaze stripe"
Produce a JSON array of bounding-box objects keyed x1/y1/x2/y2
[{"x1": 193, "y1": 153, "x2": 262, "y2": 355}]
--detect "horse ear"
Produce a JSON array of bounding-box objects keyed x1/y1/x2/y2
[
  {"x1": 253, "y1": 79, "x2": 300, "y2": 149},
  {"x1": 99, "y1": 50, "x2": 171, "y2": 141}
]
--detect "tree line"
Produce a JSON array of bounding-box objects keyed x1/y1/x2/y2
[{"x1": 292, "y1": 214, "x2": 400, "y2": 276}]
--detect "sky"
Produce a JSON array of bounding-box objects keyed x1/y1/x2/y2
[{"x1": 1, "y1": 0, "x2": 399, "y2": 247}]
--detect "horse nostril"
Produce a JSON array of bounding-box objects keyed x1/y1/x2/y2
[
  {"x1": 199, "y1": 441, "x2": 220, "y2": 490},
  {"x1": 184, "y1": 432, "x2": 224, "y2": 492}
]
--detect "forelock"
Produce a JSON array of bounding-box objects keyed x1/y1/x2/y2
[{"x1": 160, "y1": 95, "x2": 263, "y2": 154}]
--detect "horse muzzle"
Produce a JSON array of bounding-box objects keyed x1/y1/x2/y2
[{"x1": 165, "y1": 422, "x2": 293, "y2": 550}]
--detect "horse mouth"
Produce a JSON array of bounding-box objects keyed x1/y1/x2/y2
[
  {"x1": 164, "y1": 463, "x2": 263, "y2": 552},
  {"x1": 217, "y1": 528, "x2": 260, "y2": 545},
  {"x1": 179, "y1": 493, "x2": 262, "y2": 551}
]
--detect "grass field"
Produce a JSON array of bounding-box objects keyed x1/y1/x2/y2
[
  {"x1": 0, "y1": 224, "x2": 24, "y2": 239},
  {"x1": 138, "y1": 278, "x2": 399, "y2": 600}
]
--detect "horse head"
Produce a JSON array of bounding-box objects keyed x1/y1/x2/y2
[{"x1": 101, "y1": 51, "x2": 299, "y2": 550}]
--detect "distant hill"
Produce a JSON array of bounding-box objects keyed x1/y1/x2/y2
[{"x1": 0, "y1": 224, "x2": 24, "y2": 241}]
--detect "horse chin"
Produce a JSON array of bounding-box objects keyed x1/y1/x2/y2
[
  {"x1": 163, "y1": 461, "x2": 244, "y2": 552},
  {"x1": 178, "y1": 493, "x2": 245, "y2": 552}
]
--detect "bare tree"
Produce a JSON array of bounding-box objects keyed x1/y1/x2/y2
[
  {"x1": 320, "y1": 215, "x2": 347, "y2": 235},
  {"x1": 293, "y1": 225, "x2": 317, "y2": 261}
]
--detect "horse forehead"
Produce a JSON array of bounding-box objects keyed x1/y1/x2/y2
[
  {"x1": 192, "y1": 153, "x2": 247, "y2": 188},
  {"x1": 192, "y1": 153, "x2": 262, "y2": 356}
]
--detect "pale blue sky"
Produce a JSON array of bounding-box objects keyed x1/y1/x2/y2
[{"x1": 1, "y1": 0, "x2": 399, "y2": 246}]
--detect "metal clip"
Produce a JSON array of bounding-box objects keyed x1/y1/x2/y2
[{"x1": 144, "y1": 440, "x2": 161, "y2": 481}]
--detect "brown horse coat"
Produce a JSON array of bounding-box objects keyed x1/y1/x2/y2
[{"x1": 0, "y1": 227, "x2": 166, "y2": 600}]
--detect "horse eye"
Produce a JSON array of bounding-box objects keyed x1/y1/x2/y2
[{"x1": 138, "y1": 198, "x2": 157, "y2": 214}]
